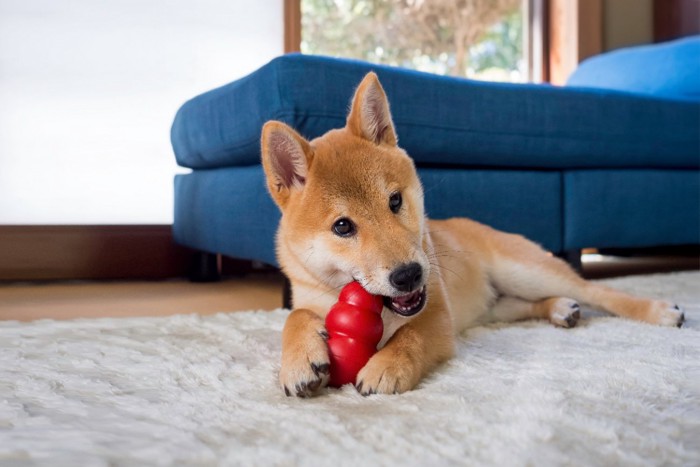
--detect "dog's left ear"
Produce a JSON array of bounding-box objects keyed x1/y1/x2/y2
[{"x1": 346, "y1": 72, "x2": 398, "y2": 146}]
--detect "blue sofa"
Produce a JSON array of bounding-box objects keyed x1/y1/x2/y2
[{"x1": 171, "y1": 37, "x2": 700, "y2": 271}]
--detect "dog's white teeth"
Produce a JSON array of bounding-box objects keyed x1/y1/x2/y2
[
  {"x1": 393, "y1": 290, "x2": 419, "y2": 307},
  {"x1": 392, "y1": 289, "x2": 423, "y2": 311},
  {"x1": 386, "y1": 287, "x2": 426, "y2": 316}
]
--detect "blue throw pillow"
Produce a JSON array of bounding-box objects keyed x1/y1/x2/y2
[{"x1": 567, "y1": 36, "x2": 700, "y2": 102}]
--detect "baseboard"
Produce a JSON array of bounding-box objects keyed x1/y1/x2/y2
[{"x1": 0, "y1": 225, "x2": 192, "y2": 281}]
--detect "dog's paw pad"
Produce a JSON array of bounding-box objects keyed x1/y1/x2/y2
[
  {"x1": 311, "y1": 362, "x2": 330, "y2": 378},
  {"x1": 672, "y1": 305, "x2": 686, "y2": 328},
  {"x1": 294, "y1": 378, "x2": 322, "y2": 398},
  {"x1": 281, "y1": 360, "x2": 330, "y2": 398},
  {"x1": 549, "y1": 298, "x2": 581, "y2": 328},
  {"x1": 355, "y1": 379, "x2": 383, "y2": 397},
  {"x1": 648, "y1": 302, "x2": 685, "y2": 327}
]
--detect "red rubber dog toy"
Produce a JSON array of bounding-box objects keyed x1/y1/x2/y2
[{"x1": 325, "y1": 281, "x2": 384, "y2": 387}]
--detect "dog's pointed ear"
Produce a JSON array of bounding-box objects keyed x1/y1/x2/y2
[
  {"x1": 261, "y1": 121, "x2": 313, "y2": 208},
  {"x1": 346, "y1": 72, "x2": 398, "y2": 146}
]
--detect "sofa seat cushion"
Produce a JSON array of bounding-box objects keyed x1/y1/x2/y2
[
  {"x1": 567, "y1": 36, "x2": 700, "y2": 102},
  {"x1": 563, "y1": 169, "x2": 700, "y2": 250},
  {"x1": 171, "y1": 54, "x2": 700, "y2": 171}
]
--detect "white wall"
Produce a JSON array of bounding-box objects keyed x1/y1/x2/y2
[{"x1": 0, "y1": 0, "x2": 283, "y2": 224}]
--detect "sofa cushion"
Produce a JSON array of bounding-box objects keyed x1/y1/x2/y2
[
  {"x1": 567, "y1": 36, "x2": 700, "y2": 102},
  {"x1": 171, "y1": 54, "x2": 700, "y2": 170},
  {"x1": 174, "y1": 166, "x2": 280, "y2": 266},
  {"x1": 563, "y1": 169, "x2": 700, "y2": 250}
]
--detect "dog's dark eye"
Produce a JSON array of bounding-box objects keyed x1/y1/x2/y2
[
  {"x1": 332, "y1": 218, "x2": 356, "y2": 237},
  {"x1": 389, "y1": 192, "x2": 402, "y2": 213}
]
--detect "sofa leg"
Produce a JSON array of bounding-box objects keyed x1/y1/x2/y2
[
  {"x1": 556, "y1": 249, "x2": 582, "y2": 273},
  {"x1": 282, "y1": 276, "x2": 293, "y2": 309},
  {"x1": 188, "y1": 251, "x2": 221, "y2": 282}
]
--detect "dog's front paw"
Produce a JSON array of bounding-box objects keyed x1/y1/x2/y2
[
  {"x1": 355, "y1": 351, "x2": 420, "y2": 396},
  {"x1": 646, "y1": 301, "x2": 685, "y2": 328},
  {"x1": 280, "y1": 327, "x2": 331, "y2": 398}
]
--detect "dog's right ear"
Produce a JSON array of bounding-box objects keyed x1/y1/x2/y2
[
  {"x1": 261, "y1": 121, "x2": 313, "y2": 208},
  {"x1": 346, "y1": 72, "x2": 397, "y2": 147}
]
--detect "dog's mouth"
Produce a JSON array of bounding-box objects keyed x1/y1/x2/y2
[{"x1": 383, "y1": 286, "x2": 427, "y2": 317}]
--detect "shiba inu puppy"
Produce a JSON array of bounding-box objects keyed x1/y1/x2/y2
[{"x1": 261, "y1": 72, "x2": 685, "y2": 398}]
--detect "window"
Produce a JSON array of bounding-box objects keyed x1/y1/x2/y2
[
  {"x1": 301, "y1": 0, "x2": 534, "y2": 83},
  {"x1": 0, "y1": 0, "x2": 283, "y2": 224}
]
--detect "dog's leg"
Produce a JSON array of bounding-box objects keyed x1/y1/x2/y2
[
  {"x1": 356, "y1": 297, "x2": 455, "y2": 395},
  {"x1": 573, "y1": 282, "x2": 685, "y2": 327},
  {"x1": 491, "y1": 296, "x2": 581, "y2": 328},
  {"x1": 490, "y1": 234, "x2": 685, "y2": 327},
  {"x1": 279, "y1": 308, "x2": 331, "y2": 397}
]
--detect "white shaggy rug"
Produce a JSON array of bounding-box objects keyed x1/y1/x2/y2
[{"x1": 1, "y1": 272, "x2": 699, "y2": 466}]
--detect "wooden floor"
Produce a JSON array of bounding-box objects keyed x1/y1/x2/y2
[
  {"x1": 0, "y1": 273, "x2": 285, "y2": 322},
  {"x1": 0, "y1": 255, "x2": 697, "y2": 322}
]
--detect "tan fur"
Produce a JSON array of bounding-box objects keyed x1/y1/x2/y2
[{"x1": 261, "y1": 72, "x2": 685, "y2": 397}]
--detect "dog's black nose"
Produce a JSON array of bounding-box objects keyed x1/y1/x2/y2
[{"x1": 389, "y1": 262, "x2": 423, "y2": 292}]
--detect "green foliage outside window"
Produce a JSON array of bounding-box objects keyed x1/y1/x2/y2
[{"x1": 301, "y1": 0, "x2": 524, "y2": 82}]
